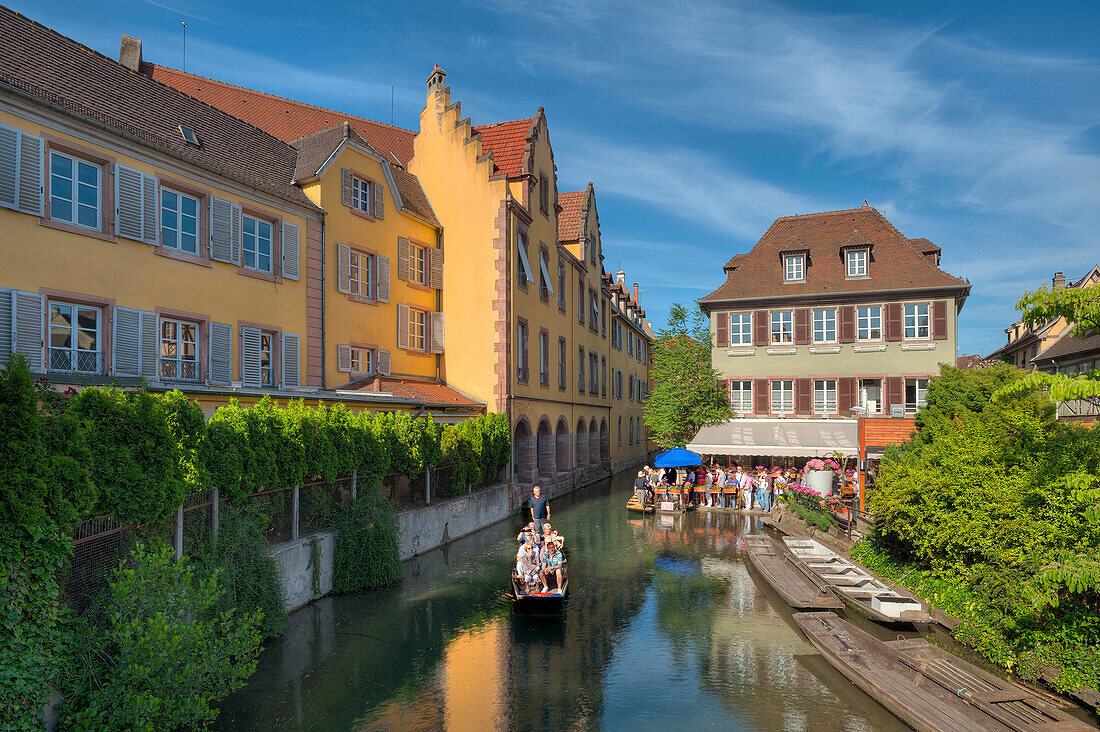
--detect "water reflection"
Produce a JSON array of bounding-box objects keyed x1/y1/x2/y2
[{"x1": 215, "y1": 475, "x2": 907, "y2": 731}]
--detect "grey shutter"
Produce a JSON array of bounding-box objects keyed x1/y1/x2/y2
[
  {"x1": 13, "y1": 290, "x2": 42, "y2": 371},
  {"x1": 282, "y1": 332, "x2": 300, "y2": 388},
  {"x1": 337, "y1": 343, "x2": 351, "y2": 372},
  {"x1": 397, "y1": 304, "x2": 409, "y2": 349},
  {"x1": 208, "y1": 321, "x2": 231, "y2": 385},
  {"x1": 210, "y1": 197, "x2": 233, "y2": 262},
  {"x1": 231, "y1": 204, "x2": 242, "y2": 265},
  {"x1": 115, "y1": 165, "x2": 156, "y2": 244},
  {"x1": 373, "y1": 180, "x2": 384, "y2": 218},
  {"x1": 430, "y1": 311, "x2": 444, "y2": 354},
  {"x1": 429, "y1": 247, "x2": 443, "y2": 289},
  {"x1": 377, "y1": 255, "x2": 391, "y2": 303},
  {"x1": 241, "y1": 326, "x2": 262, "y2": 387},
  {"x1": 281, "y1": 221, "x2": 300, "y2": 280},
  {"x1": 377, "y1": 349, "x2": 391, "y2": 376},
  {"x1": 337, "y1": 243, "x2": 351, "y2": 294},
  {"x1": 397, "y1": 236, "x2": 409, "y2": 281},
  {"x1": 0, "y1": 289, "x2": 11, "y2": 366},
  {"x1": 341, "y1": 168, "x2": 353, "y2": 207},
  {"x1": 113, "y1": 307, "x2": 141, "y2": 376},
  {"x1": 17, "y1": 132, "x2": 43, "y2": 216},
  {"x1": 139, "y1": 310, "x2": 157, "y2": 380},
  {"x1": 0, "y1": 124, "x2": 17, "y2": 210}
]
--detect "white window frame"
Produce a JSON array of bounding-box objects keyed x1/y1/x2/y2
[
  {"x1": 557, "y1": 263, "x2": 567, "y2": 311},
  {"x1": 812, "y1": 308, "x2": 837, "y2": 344},
  {"x1": 350, "y1": 347, "x2": 374, "y2": 375},
  {"x1": 351, "y1": 176, "x2": 372, "y2": 215},
  {"x1": 770, "y1": 310, "x2": 794, "y2": 345},
  {"x1": 49, "y1": 302, "x2": 101, "y2": 374},
  {"x1": 408, "y1": 242, "x2": 427, "y2": 285},
  {"x1": 259, "y1": 332, "x2": 275, "y2": 387},
  {"x1": 49, "y1": 150, "x2": 101, "y2": 231},
  {"x1": 517, "y1": 322, "x2": 529, "y2": 380},
  {"x1": 846, "y1": 248, "x2": 868, "y2": 278},
  {"x1": 729, "y1": 312, "x2": 752, "y2": 345},
  {"x1": 160, "y1": 188, "x2": 199, "y2": 255},
  {"x1": 857, "y1": 305, "x2": 882, "y2": 342},
  {"x1": 783, "y1": 254, "x2": 805, "y2": 283},
  {"x1": 539, "y1": 330, "x2": 549, "y2": 385},
  {"x1": 589, "y1": 290, "x2": 599, "y2": 330},
  {"x1": 730, "y1": 380, "x2": 752, "y2": 413},
  {"x1": 905, "y1": 377, "x2": 929, "y2": 414},
  {"x1": 242, "y1": 214, "x2": 273, "y2": 274},
  {"x1": 771, "y1": 379, "x2": 794, "y2": 414},
  {"x1": 159, "y1": 317, "x2": 199, "y2": 382},
  {"x1": 349, "y1": 250, "x2": 373, "y2": 298},
  {"x1": 558, "y1": 338, "x2": 567, "y2": 389},
  {"x1": 904, "y1": 303, "x2": 931, "y2": 340},
  {"x1": 858, "y1": 378, "x2": 882, "y2": 414},
  {"x1": 814, "y1": 379, "x2": 838, "y2": 415},
  {"x1": 408, "y1": 308, "x2": 427, "y2": 352}
]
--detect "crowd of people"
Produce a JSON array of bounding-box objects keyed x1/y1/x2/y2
[
  {"x1": 633, "y1": 463, "x2": 809, "y2": 511},
  {"x1": 515, "y1": 519, "x2": 567, "y2": 594}
]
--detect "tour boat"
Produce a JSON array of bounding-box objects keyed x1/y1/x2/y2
[
  {"x1": 625, "y1": 492, "x2": 654, "y2": 513},
  {"x1": 512, "y1": 552, "x2": 568, "y2": 612}
]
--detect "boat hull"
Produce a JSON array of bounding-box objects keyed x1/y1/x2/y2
[{"x1": 743, "y1": 535, "x2": 843, "y2": 610}]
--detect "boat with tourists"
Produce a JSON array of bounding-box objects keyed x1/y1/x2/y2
[
  {"x1": 795, "y1": 612, "x2": 1095, "y2": 732},
  {"x1": 512, "y1": 524, "x2": 568, "y2": 612},
  {"x1": 783, "y1": 536, "x2": 931, "y2": 624},
  {"x1": 742, "y1": 535, "x2": 843, "y2": 610}
]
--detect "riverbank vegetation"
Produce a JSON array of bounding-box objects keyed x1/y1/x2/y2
[
  {"x1": 866, "y1": 363, "x2": 1100, "y2": 703},
  {"x1": 778, "y1": 486, "x2": 839, "y2": 531}
]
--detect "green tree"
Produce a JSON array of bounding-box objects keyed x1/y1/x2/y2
[
  {"x1": 643, "y1": 303, "x2": 731, "y2": 449},
  {"x1": 915, "y1": 362, "x2": 1052, "y2": 442}
]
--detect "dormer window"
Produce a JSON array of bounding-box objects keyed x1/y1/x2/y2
[
  {"x1": 846, "y1": 248, "x2": 869, "y2": 278},
  {"x1": 783, "y1": 254, "x2": 805, "y2": 283}
]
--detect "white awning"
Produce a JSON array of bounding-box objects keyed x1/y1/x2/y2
[
  {"x1": 538, "y1": 255, "x2": 555, "y2": 295},
  {"x1": 517, "y1": 241, "x2": 535, "y2": 283},
  {"x1": 687, "y1": 418, "x2": 859, "y2": 458}
]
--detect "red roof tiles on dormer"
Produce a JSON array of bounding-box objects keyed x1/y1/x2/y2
[
  {"x1": 471, "y1": 118, "x2": 534, "y2": 178},
  {"x1": 558, "y1": 190, "x2": 586, "y2": 241}
]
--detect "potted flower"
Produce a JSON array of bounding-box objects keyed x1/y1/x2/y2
[{"x1": 803, "y1": 457, "x2": 839, "y2": 496}]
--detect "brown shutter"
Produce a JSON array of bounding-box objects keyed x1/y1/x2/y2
[
  {"x1": 397, "y1": 304, "x2": 409, "y2": 349},
  {"x1": 885, "y1": 302, "x2": 903, "y2": 341},
  {"x1": 754, "y1": 378, "x2": 769, "y2": 414},
  {"x1": 716, "y1": 312, "x2": 728, "y2": 348},
  {"x1": 341, "y1": 169, "x2": 353, "y2": 207},
  {"x1": 430, "y1": 311, "x2": 444, "y2": 354},
  {"x1": 377, "y1": 349, "x2": 392, "y2": 375},
  {"x1": 932, "y1": 300, "x2": 948, "y2": 340},
  {"x1": 373, "y1": 180, "x2": 384, "y2": 218},
  {"x1": 839, "y1": 306, "x2": 855, "y2": 343},
  {"x1": 796, "y1": 378, "x2": 812, "y2": 415},
  {"x1": 376, "y1": 255, "x2": 390, "y2": 303},
  {"x1": 794, "y1": 308, "x2": 811, "y2": 345},
  {"x1": 886, "y1": 377, "x2": 904, "y2": 412},
  {"x1": 753, "y1": 310, "x2": 768, "y2": 346},
  {"x1": 429, "y1": 247, "x2": 443, "y2": 289},
  {"x1": 397, "y1": 237, "x2": 409, "y2": 281},
  {"x1": 337, "y1": 344, "x2": 351, "y2": 372},
  {"x1": 839, "y1": 376, "x2": 856, "y2": 414},
  {"x1": 337, "y1": 243, "x2": 351, "y2": 294}
]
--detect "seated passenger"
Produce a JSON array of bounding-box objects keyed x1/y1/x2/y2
[
  {"x1": 541, "y1": 543, "x2": 565, "y2": 592},
  {"x1": 549, "y1": 528, "x2": 564, "y2": 549},
  {"x1": 516, "y1": 544, "x2": 540, "y2": 586}
]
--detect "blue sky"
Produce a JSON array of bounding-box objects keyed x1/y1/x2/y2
[{"x1": 12, "y1": 0, "x2": 1099, "y2": 356}]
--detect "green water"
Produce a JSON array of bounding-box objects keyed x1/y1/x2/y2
[{"x1": 215, "y1": 471, "x2": 911, "y2": 730}]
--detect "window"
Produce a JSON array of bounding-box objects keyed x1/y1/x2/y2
[
  {"x1": 49, "y1": 303, "x2": 100, "y2": 373},
  {"x1": 577, "y1": 278, "x2": 585, "y2": 324},
  {"x1": 161, "y1": 189, "x2": 199, "y2": 255},
  {"x1": 539, "y1": 330, "x2": 549, "y2": 385},
  {"x1": 516, "y1": 230, "x2": 531, "y2": 288},
  {"x1": 601, "y1": 357, "x2": 607, "y2": 396},
  {"x1": 349, "y1": 250, "x2": 373, "y2": 298},
  {"x1": 618, "y1": 417, "x2": 622, "y2": 446},
  {"x1": 629, "y1": 417, "x2": 634, "y2": 445},
  {"x1": 539, "y1": 250, "x2": 550, "y2": 301},
  {"x1": 557, "y1": 264, "x2": 567, "y2": 311},
  {"x1": 627, "y1": 330, "x2": 634, "y2": 357},
  {"x1": 242, "y1": 215, "x2": 273, "y2": 273},
  {"x1": 613, "y1": 320, "x2": 623, "y2": 349},
  {"x1": 590, "y1": 352, "x2": 600, "y2": 394},
  {"x1": 846, "y1": 248, "x2": 868, "y2": 277},
  {"x1": 905, "y1": 378, "x2": 929, "y2": 414},
  {"x1": 589, "y1": 289, "x2": 599, "y2": 330},
  {"x1": 558, "y1": 338, "x2": 567, "y2": 389},
  {"x1": 904, "y1": 303, "x2": 930, "y2": 339},
  {"x1": 771, "y1": 379, "x2": 794, "y2": 414},
  {"x1": 578, "y1": 347, "x2": 585, "y2": 392},
  {"x1": 783, "y1": 254, "x2": 804, "y2": 282},
  {"x1": 629, "y1": 374, "x2": 635, "y2": 401},
  {"x1": 729, "y1": 312, "x2": 752, "y2": 345},
  {"x1": 408, "y1": 242, "x2": 427, "y2": 285},
  {"x1": 539, "y1": 172, "x2": 550, "y2": 214},
  {"x1": 160, "y1": 318, "x2": 198, "y2": 381},
  {"x1": 730, "y1": 380, "x2": 752, "y2": 413},
  {"x1": 351, "y1": 176, "x2": 372, "y2": 215},
  {"x1": 50, "y1": 151, "x2": 100, "y2": 230},
  {"x1": 259, "y1": 332, "x2": 274, "y2": 387},
  {"x1": 858, "y1": 379, "x2": 881, "y2": 414},
  {"x1": 616, "y1": 370, "x2": 623, "y2": 398},
  {"x1": 857, "y1": 306, "x2": 882, "y2": 341},
  {"x1": 813, "y1": 308, "x2": 837, "y2": 343},
  {"x1": 814, "y1": 379, "x2": 837, "y2": 415},
  {"x1": 516, "y1": 321, "x2": 528, "y2": 380},
  {"x1": 408, "y1": 309, "x2": 427, "y2": 352},
  {"x1": 770, "y1": 311, "x2": 794, "y2": 345},
  {"x1": 350, "y1": 347, "x2": 374, "y2": 374}
]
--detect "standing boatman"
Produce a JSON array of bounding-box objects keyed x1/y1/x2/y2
[{"x1": 530, "y1": 485, "x2": 550, "y2": 536}]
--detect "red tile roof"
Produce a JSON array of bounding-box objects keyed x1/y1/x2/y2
[
  {"x1": 344, "y1": 376, "x2": 484, "y2": 409},
  {"x1": 701, "y1": 206, "x2": 970, "y2": 305},
  {"x1": 142, "y1": 63, "x2": 415, "y2": 165},
  {"x1": 558, "y1": 190, "x2": 587, "y2": 241},
  {"x1": 472, "y1": 118, "x2": 534, "y2": 178}
]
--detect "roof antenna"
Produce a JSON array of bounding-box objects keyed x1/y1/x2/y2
[
  {"x1": 391, "y1": 83, "x2": 395, "y2": 125},
  {"x1": 180, "y1": 22, "x2": 187, "y2": 72}
]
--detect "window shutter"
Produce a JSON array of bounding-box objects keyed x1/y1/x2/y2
[
  {"x1": 341, "y1": 168, "x2": 353, "y2": 208},
  {"x1": 753, "y1": 310, "x2": 768, "y2": 346},
  {"x1": 794, "y1": 308, "x2": 811, "y2": 345},
  {"x1": 11, "y1": 291, "x2": 43, "y2": 371},
  {"x1": 141, "y1": 172, "x2": 157, "y2": 245},
  {"x1": 139, "y1": 310, "x2": 157, "y2": 380},
  {"x1": 429, "y1": 247, "x2": 443, "y2": 289},
  {"x1": 337, "y1": 243, "x2": 351, "y2": 294},
  {"x1": 282, "y1": 332, "x2": 300, "y2": 388},
  {"x1": 839, "y1": 377, "x2": 856, "y2": 414},
  {"x1": 281, "y1": 221, "x2": 300, "y2": 280},
  {"x1": 17, "y1": 131, "x2": 43, "y2": 216},
  {"x1": 397, "y1": 304, "x2": 409, "y2": 349},
  {"x1": 377, "y1": 349, "x2": 392, "y2": 376},
  {"x1": 373, "y1": 180, "x2": 384, "y2": 218},
  {"x1": 337, "y1": 343, "x2": 351, "y2": 372},
  {"x1": 210, "y1": 197, "x2": 234, "y2": 263},
  {"x1": 0, "y1": 124, "x2": 16, "y2": 210},
  {"x1": 430, "y1": 311, "x2": 444, "y2": 354},
  {"x1": 209, "y1": 321, "x2": 231, "y2": 385},
  {"x1": 231, "y1": 204, "x2": 242, "y2": 265},
  {"x1": 112, "y1": 307, "x2": 141, "y2": 377},
  {"x1": 886, "y1": 376, "x2": 904, "y2": 411},
  {"x1": 839, "y1": 306, "x2": 856, "y2": 343},
  {"x1": 397, "y1": 236, "x2": 409, "y2": 281},
  {"x1": 754, "y1": 378, "x2": 769, "y2": 414},
  {"x1": 715, "y1": 312, "x2": 728, "y2": 348},
  {"x1": 932, "y1": 300, "x2": 948, "y2": 340},
  {"x1": 376, "y1": 256, "x2": 391, "y2": 303},
  {"x1": 796, "y1": 378, "x2": 812, "y2": 415},
  {"x1": 0, "y1": 289, "x2": 11, "y2": 366},
  {"x1": 885, "y1": 303, "x2": 903, "y2": 342},
  {"x1": 241, "y1": 326, "x2": 262, "y2": 387},
  {"x1": 115, "y1": 164, "x2": 144, "y2": 241}
]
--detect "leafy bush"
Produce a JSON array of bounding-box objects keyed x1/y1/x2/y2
[{"x1": 330, "y1": 490, "x2": 402, "y2": 594}]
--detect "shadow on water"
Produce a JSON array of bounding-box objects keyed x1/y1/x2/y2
[{"x1": 215, "y1": 472, "x2": 910, "y2": 731}]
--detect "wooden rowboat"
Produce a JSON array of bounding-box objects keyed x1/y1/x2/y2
[
  {"x1": 742, "y1": 535, "x2": 843, "y2": 610},
  {"x1": 512, "y1": 555, "x2": 568, "y2": 613},
  {"x1": 794, "y1": 612, "x2": 1093, "y2": 732}
]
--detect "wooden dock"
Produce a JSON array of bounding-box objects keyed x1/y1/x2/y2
[
  {"x1": 742, "y1": 535, "x2": 843, "y2": 610},
  {"x1": 795, "y1": 612, "x2": 1093, "y2": 732},
  {"x1": 625, "y1": 494, "x2": 654, "y2": 513}
]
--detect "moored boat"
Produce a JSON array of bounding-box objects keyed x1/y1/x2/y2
[{"x1": 742, "y1": 535, "x2": 843, "y2": 610}]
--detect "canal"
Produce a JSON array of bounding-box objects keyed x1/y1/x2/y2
[{"x1": 216, "y1": 470, "x2": 910, "y2": 731}]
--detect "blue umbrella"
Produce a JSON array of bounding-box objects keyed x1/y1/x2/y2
[{"x1": 653, "y1": 447, "x2": 702, "y2": 468}]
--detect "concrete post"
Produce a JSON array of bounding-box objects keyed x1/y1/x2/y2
[
  {"x1": 291, "y1": 484, "x2": 300, "y2": 541},
  {"x1": 425, "y1": 467, "x2": 431, "y2": 505},
  {"x1": 351, "y1": 469, "x2": 358, "y2": 501},
  {"x1": 174, "y1": 505, "x2": 183, "y2": 560},
  {"x1": 211, "y1": 486, "x2": 219, "y2": 548}
]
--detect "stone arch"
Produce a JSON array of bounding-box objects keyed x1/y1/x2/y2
[
  {"x1": 536, "y1": 416, "x2": 555, "y2": 479},
  {"x1": 513, "y1": 417, "x2": 535, "y2": 485},
  {"x1": 600, "y1": 418, "x2": 610, "y2": 463},
  {"x1": 575, "y1": 418, "x2": 588, "y2": 468},
  {"x1": 555, "y1": 417, "x2": 571, "y2": 473},
  {"x1": 588, "y1": 417, "x2": 599, "y2": 466}
]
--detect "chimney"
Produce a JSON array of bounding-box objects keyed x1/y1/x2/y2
[
  {"x1": 616, "y1": 270, "x2": 625, "y2": 286},
  {"x1": 426, "y1": 64, "x2": 446, "y2": 91},
  {"x1": 119, "y1": 35, "x2": 142, "y2": 72},
  {"x1": 632, "y1": 283, "x2": 639, "y2": 302},
  {"x1": 1052, "y1": 272, "x2": 1066, "y2": 290}
]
